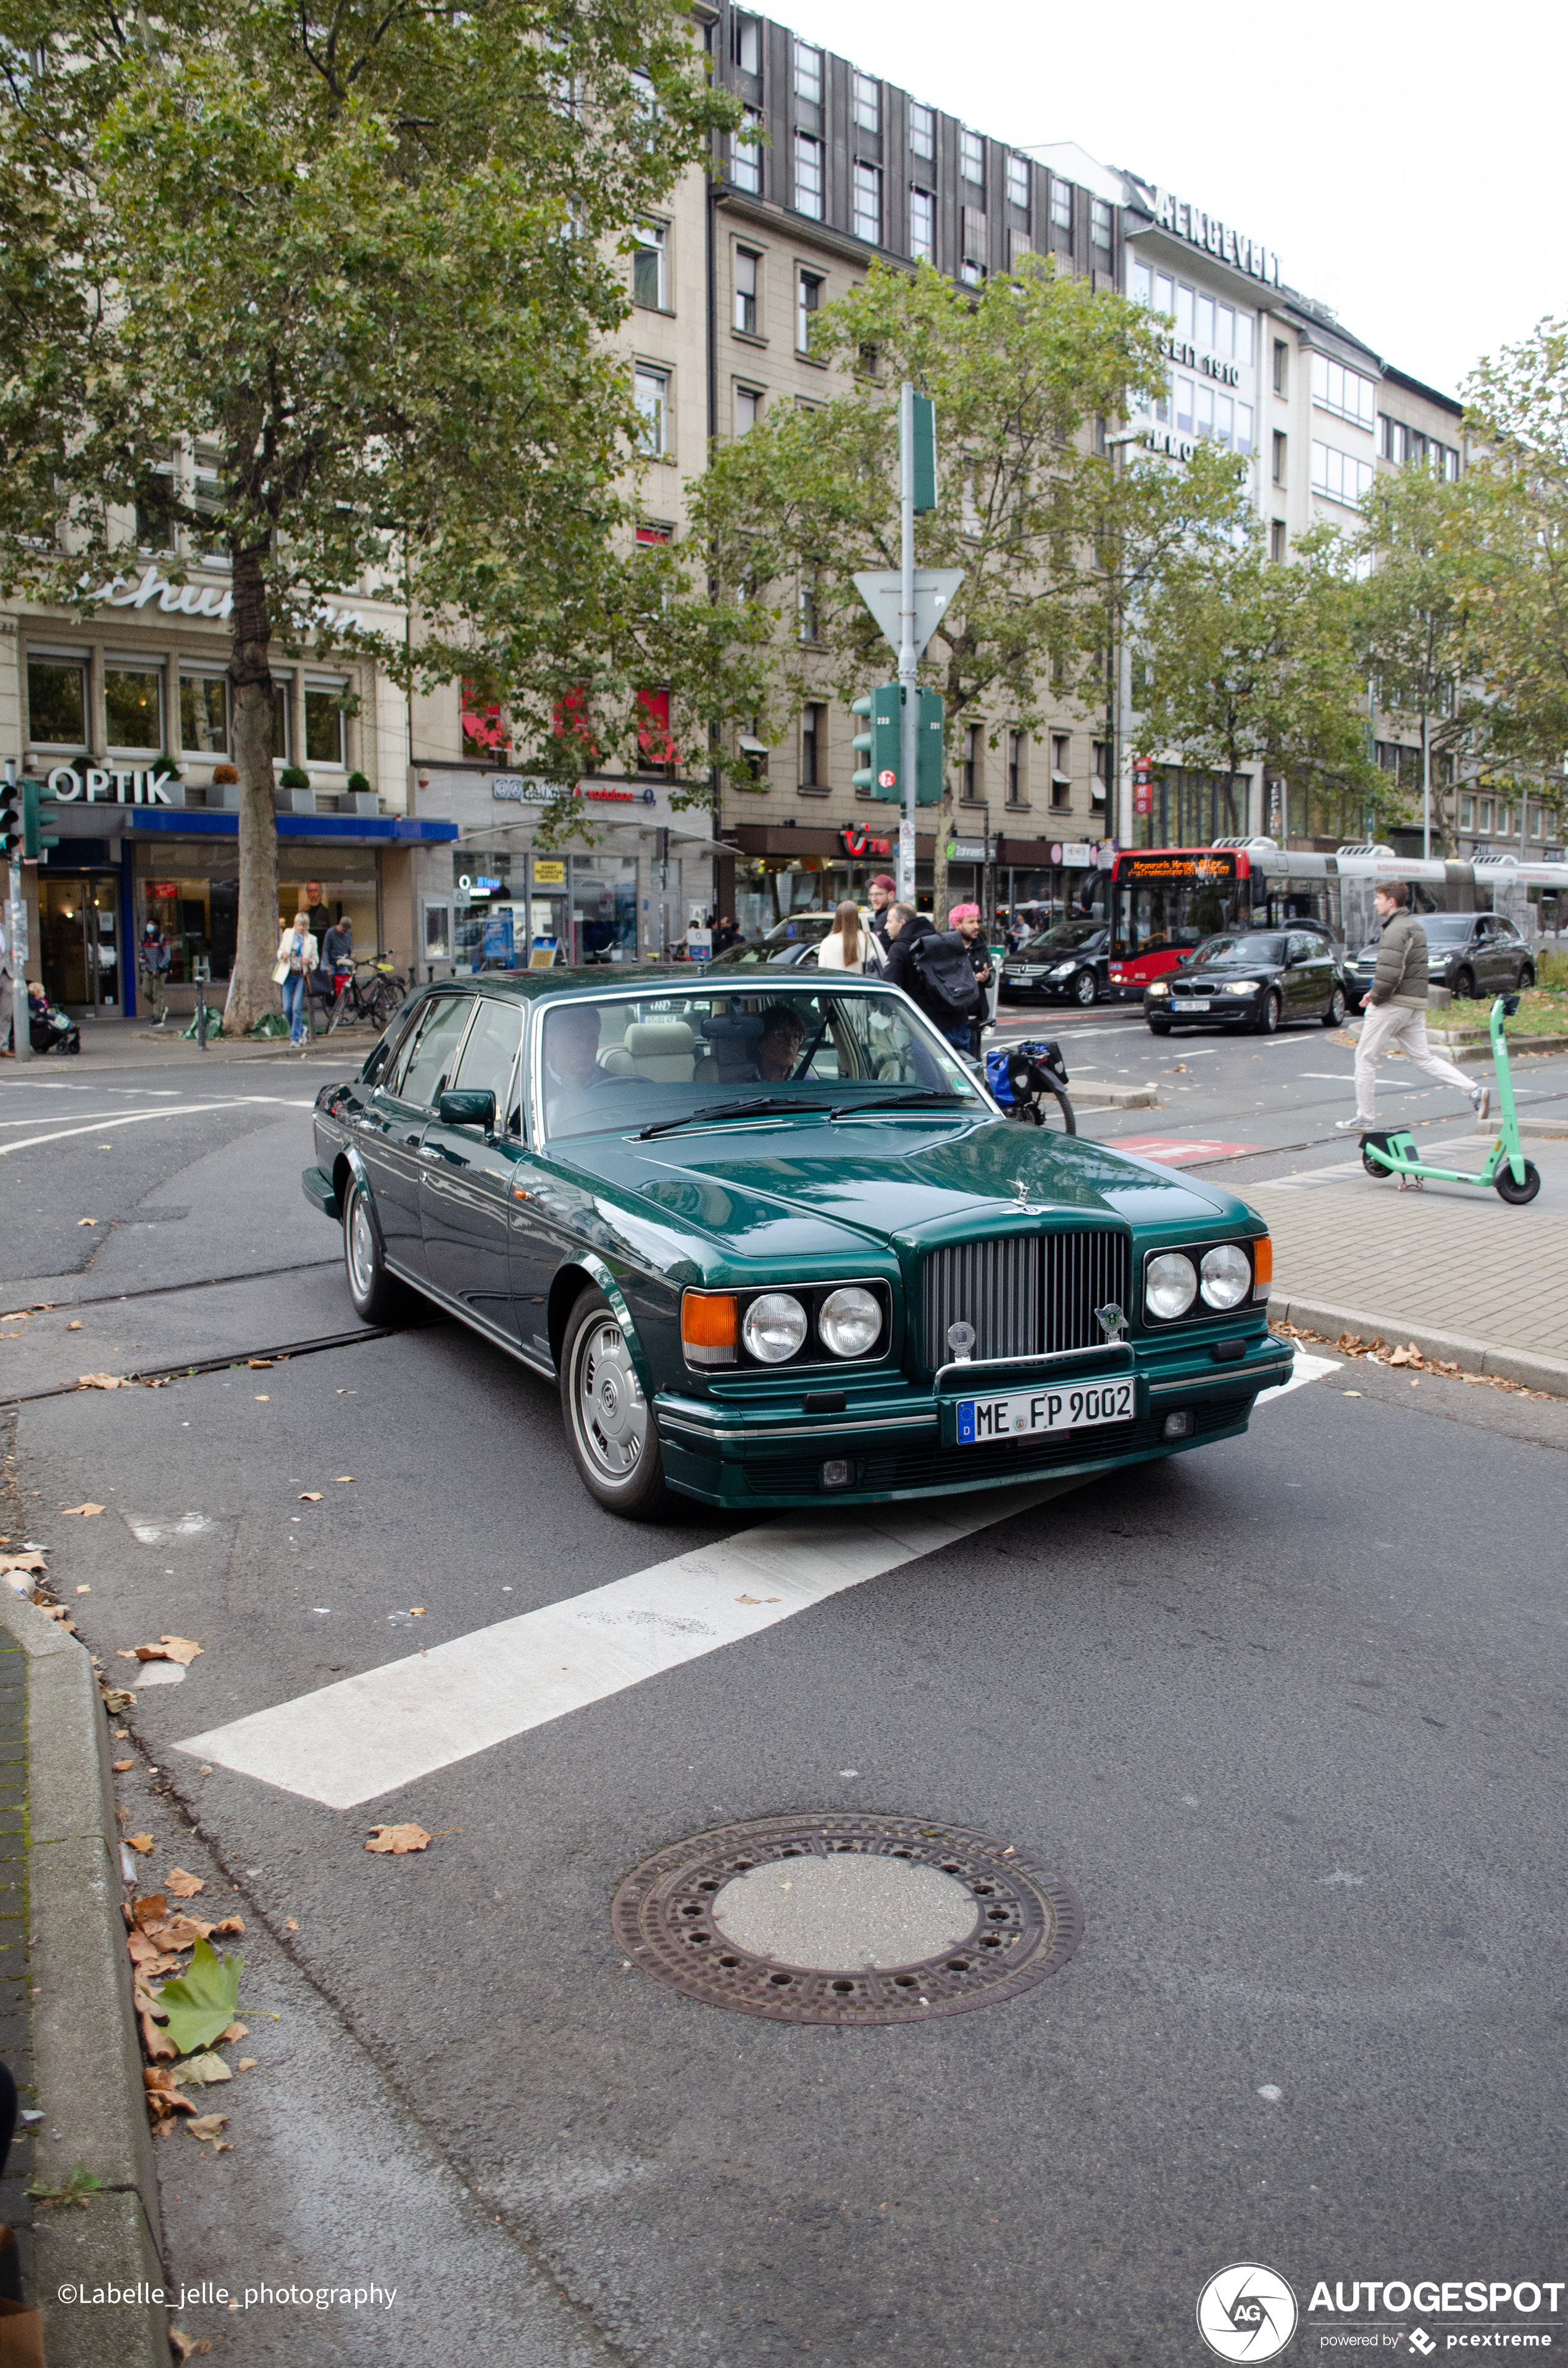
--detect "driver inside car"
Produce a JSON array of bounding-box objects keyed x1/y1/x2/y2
[
  {"x1": 545, "y1": 1004, "x2": 609, "y2": 1108},
  {"x1": 756, "y1": 1004, "x2": 806, "y2": 1082}
]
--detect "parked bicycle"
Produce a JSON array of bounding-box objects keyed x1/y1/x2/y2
[{"x1": 320, "y1": 955, "x2": 406, "y2": 1035}]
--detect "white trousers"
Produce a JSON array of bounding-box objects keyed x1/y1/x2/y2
[{"x1": 1354, "y1": 1001, "x2": 1474, "y2": 1122}]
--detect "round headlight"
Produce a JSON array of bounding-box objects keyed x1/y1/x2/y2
[
  {"x1": 1200, "y1": 1242, "x2": 1251, "y2": 1309},
  {"x1": 742, "y1": 1292, "x2": 807, "y2": 1363},
  {"x1": 1145, "y1": 1252, "x2": 1198, "y2": 1321},
  {"x1": 819, "y1": 1286, "x2": 882, "y2": 1359}
]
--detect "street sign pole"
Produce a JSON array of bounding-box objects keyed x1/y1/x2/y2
[{"x1": 898, "y1": 382, "x2": 917, "y2": 906}]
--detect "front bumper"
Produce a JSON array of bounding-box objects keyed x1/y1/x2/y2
[{"x1": 654, "y1": 1330, "x2": 1293, "y2": 1507}]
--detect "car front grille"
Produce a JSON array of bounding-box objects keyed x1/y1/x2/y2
[{"x1": 920, "y1": 1230, "x2": 1130, "y2": 1368}]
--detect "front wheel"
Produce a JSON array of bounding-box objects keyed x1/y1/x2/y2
[
  {"x1": 1072, "y1": 968, "x2": 1097, "y2": 1008},
  {"x1": 1454, "y1": 968, "x2": 1475, "y2": 1002},
  {"x1": 343, "y1": 1171, "x2": 414, "y2": 1324},
  {"x1": 561, "y1": 1287, "x2": 669, "y2": 1516},
  {"x1": 1148, "y1": 1018, "x2": 1172, "y2": 1037},
  {"x1": 1254, "y1": 990, "x2": 1281, "y2": 1035},
  {"x1": 1494, "y1": 1160, "x2": 1541, "y2": 1206},
  {"x1": 1519, "y1": 963, "x2": 1535, "y2": 990},
  {"x1": 1322, "y1": 986, "x2": 1347, "y2": 1027}
]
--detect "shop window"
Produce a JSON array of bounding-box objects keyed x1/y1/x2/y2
[
  {"x1": 105, "y1": 664, "x2": 163, "y2": 751},
  {"x1": 180, "y1": 674, "x2": 229, "y2": 755},
  {"x1": 304, "y1": 682, "x2": 348, "y2": 768},
  {"x1": 27, "y1": 656, "x2": 86, "y2": 747}
]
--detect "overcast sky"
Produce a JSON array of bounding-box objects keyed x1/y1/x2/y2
[{"x1": 770, "y1": 0, "x2": 1558, "y2": 401}]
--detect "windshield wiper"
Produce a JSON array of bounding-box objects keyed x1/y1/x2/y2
[
  {"x1": 827, "y1": 1090, "x2": 972, "y2": 1121},
  {"x1": 637, "y1": 1096, "x2": 835, "y2": 1140}
]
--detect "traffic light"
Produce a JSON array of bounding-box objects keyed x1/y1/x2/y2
[
  {"x1": 851, "y1": 684, "x2": 946, "y2": 805},
  {"x1": 22, "y1": 778, "x2": 59, "y2": 860},
  {"x1": 0, "y1": 788, "x2": 19, "y2": 859}
]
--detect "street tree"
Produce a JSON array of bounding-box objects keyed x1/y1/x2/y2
[
  {"x1": 690, "y1": 257, "x2": 1248, "y2": 919},
  {"x1": 0, "y1": 0, "x2": 733, "y2": 1029},
  {"x1": 1134, "y1": 524, "x2": 1390, "y2": 840},
  {"x1": 1353, "y1": 465, "x2": 1478, "y2": 856}
]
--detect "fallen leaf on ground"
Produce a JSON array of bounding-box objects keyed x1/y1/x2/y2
[
  {"x1": 60, "y1": 1502, "x2": 105, "y2": 1517},
  {"x1": 164, "y1": 1867, "x2": 204, "y2": 1898},
  {"x1": 133, "y1": 1635, "x2": 202, "y2": 1666},
  {"x1": 365, "y1": 1823, "x2": 432, "y2": 1854},
  {"x1": 186, "y1": 2114, "x2": 231, "y2": 2150},
  {"x1": 212, "y1": 1918, "x2": 244, "y2": 1938},
  {"x1": 171, "y1": 2052, "x2": 231, "y2": 2087},
  {"x1": 76, "y1": 1218, "x2": 96, "y2": 1228},
  {"x1": 0, "y1": 1552, "x2": 48, "y2": 1576},
  {"x1": 285, "y1": 1918, "x2": 299, "y2": 1932},
  {"x1": 333, "y1": 1475, "x2": 355, "y2": 1483},
  {"x1": 140, "y1": 2010, "x2": 177, "y2": 2063},
  {"x1": 156, "y1": 1938, "x2": 243, "y2": 2055},
  {"x1": 246, "y1": 1358, "x2": 273, "y2": 1370},
  {"x1": 132, "y1": 1895, "x2": 169, "y2": 1930},
  {"x1": 298, "y1": 1492, "x2": 323, "y2": 1502},
  {"x1": 75, "y1": 1584, "x2": 91, "y2": 1594},
  {"x1": 113, "y1": 1759, "x2": 134, "y2": 1772},
  {"x1": 101, "y1": 1688, "x2": 135, "y2": 1713},
  {"x1": 148, "y1": 1915, "x2": 214, "y2": 1949},
  {"x1": 66, "y1": 1320, "x2": 82, "y2": 1331},
  {"x1": 253, "y1": 1395, "x2": 269, "y2": 1402},
  {"x1": 116, "y1": 1649, "x2": 140, "y2": 1661},
  {"x1": 125, "y1": 1833, "x2": 154, "y2": 1854},
  {"x1": 236, "y1": 2058, "x2": 257, "y2": 2073},
  {"x1": 409, "y1": 1607, "x2": 426, "y2": 1617},
  {"x1": 77, "y1": 1372, "x2": 123, "y2": 1389},
  {"x1": 127, "y1": 1930, "x2": 183, "y2": 1972},
  {"x1": 169, "y1": 2329, "x2": 212, "y2": 2361},
  {"x1": 218, "y1": 2019, "x2": 248, "y2": 2042}
]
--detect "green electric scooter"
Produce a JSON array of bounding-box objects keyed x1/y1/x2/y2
[{"x1": 1360, "y1": 994, "x2": 1541, "y2": 1204}]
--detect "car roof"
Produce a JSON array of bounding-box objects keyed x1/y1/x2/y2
[{"x1": 421, "y1": 966, "x2": 893, "y2": 1006}]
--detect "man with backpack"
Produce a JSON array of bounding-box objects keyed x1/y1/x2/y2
[{"x1": 883, "y1": 903, "x2": 981, "y2": 1053}]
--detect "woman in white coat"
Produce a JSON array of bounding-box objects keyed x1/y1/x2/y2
[{"x1": 817, "y1": 900, "x2": 880, "y2": 973}]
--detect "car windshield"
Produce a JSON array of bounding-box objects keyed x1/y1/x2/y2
[
  {"x1": 1187, "y1": 934, "x2": 1287, "y2": 968},
  {"x1": 540, "y1": 985, "x2": 983, "y2": 1140},
  {"x1": 1020, "y1": 923, "x2": 1102, "y2": 953},
  {"x1": 1417, "y1": 916, "x2": 1475, "y2": 939},
  {"x1": 706, "y1": 913, "x2": 834, "y2": 967}
]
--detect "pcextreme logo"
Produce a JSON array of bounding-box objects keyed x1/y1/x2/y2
[{"x1": 1197, "y1": 2264, "x2": 1300, "y2": 2361}]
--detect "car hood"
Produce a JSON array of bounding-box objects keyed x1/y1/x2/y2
[
  {"x1": 549, "y1": 1114, "x2": 1252, "y2": 1281},
  {"x1": 1169, "y1": 968, "x2": 1275, "y2": 988}
]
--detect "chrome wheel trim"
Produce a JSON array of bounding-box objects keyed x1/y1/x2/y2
[
  {"x1": 348, "y1": 1186, "x2": 377, "y2": 1302},
  {"x1": 572, "y1": 1317, "x2": 649, "y2": 1484}
]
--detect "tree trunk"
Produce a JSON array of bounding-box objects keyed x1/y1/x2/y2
[
  {"x1": 224, "y1": 546, "x2": 280, "y2": 1037},
  {"x1": 931, "y1": 783, "x2": 953, "y2": 927}
]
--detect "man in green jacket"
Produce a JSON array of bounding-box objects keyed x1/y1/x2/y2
[{"x1": 1338, "y1": 882, "x2": 1490, "y2": 1131}]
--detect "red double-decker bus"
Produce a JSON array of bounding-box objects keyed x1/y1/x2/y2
[{"x1": 1104, "y1": 848, "x2": 1254, "y2": 997}]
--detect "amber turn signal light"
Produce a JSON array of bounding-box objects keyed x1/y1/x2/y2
[
  {"x1": 682, "y1": 1292, "x2": 738, "y2": 1366},
  {"x1": 1252, "y1": 1236, "x2": 1272, "y2": 1298}
]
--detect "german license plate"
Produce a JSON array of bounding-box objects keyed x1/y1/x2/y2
[
  {"x1": 1011, "y1": 968, "x2": 1040, "y2": 980},
  {"x1": 1176, "y1": 997, "x2": 1211, "y2": 1011},
  {"x1": 956, "y1": 1378, "x2": 1135, "y2": 1445}
]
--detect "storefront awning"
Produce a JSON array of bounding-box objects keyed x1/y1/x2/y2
[{"x1": 124, "y1": 811, "x2": 458, "y2": 845}]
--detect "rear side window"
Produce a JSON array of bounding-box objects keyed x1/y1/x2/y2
[{"x1": 396, "y1": 997, "x2": 474, "y2": 1107}]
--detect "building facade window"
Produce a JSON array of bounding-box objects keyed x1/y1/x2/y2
[
  {"x1": 1270, "y1": 518, "x2": 1287, "y2": 563},
  {"x1": 1272, "y1": 430, "x2": 1287, "y2": 486},
  {"x1": 1007, "y1": 731, "x2": 1027, "y2": 806},
  {"x1": 734, "y1": 247, "x2": 759, "y2": 335},
  {"x1": 909, "y1": 101, "x2": 935, "y2": 162},
  {"x1": 732, "y1": 12, "x2": 761, "y2": 75},
  {"x1": 801, "y1": 701, "x2": 826, "y2": 789},
  {"x1": 735, "y1": 385, "x2": 762, "y2": 435},
  {"x1": 961, "y1": 722, "x2": 983, "y2": 803},
  {"x1": 1175, "y1": 378, "x2": 1194, "y2": 434},
  {"x1": 632, "y1": 220, "x2": 667, "y2": 311},
  {"x1": 960, "y1": 129, "x2": 985, "y2": 190},
  {"x1": 798, "y1": 575, "x2": 820, "y2": 643},
  {"x1": 1273, "y1": 340, "x2": 1289, "y2": 395},
  {"x1": 1006, "y1": 154, "x2": 1030, "y2": 215},
  {"x1": 1091, "y1": 741, "x2": 1109, "y2": 807},
  {"x1": 1051, "y1": 735, "x2": 1071, "y2": 810},
  {"x1": 272, "y1": 679, "x2": 292, "y2": 762},
  {"x1": 26, "y1": 656, "x2": 87, "y2": 748},
  {"x1": 180, "y1": 673, "x2": 228, "y2": 754},
  {"x1": 1311, "y1": 352, "x2": 1377, "y2": 429},
  {"x1": 1312, "y1": 441, "x2": 1375, "y2": 506},
  {"x1": 1091, "y1": 198, "x2": 1112, "y2": 257},
  {"x1": 794, "y1": 131, "x2": 824, "y2": 219},
  {"x1": 104, "y1": 664, "x2": 162, "y2": 751},
  {"x1": 635, "y1": 365, "x2": 670, "y2": 453},
  {"x1": 1050, "y1": 177, "x2": 1072, "y2": 235},
  {"x1": 1174, "y1": 280, "x2": 1194, "y2": 340},
  {"x1": 731, "y1": 108, "x2": 763, "y2": 195},
  {"x1": 304, "y1": 681, "x2": 348, "y2": 769},
  {"x1": 909, "y1": 186, "x2": 935, "y2": 262},
  {"x1": 793, "y1": 40, "x2": 822, "y2": 107},
  {"x1": 853, "y1": 71, "x2": 880, "y2": 133},
  {"x1": 853, "y1": 161, "x2": 882, "y2": 245},
  {"x1": 797, "y1": 270, "x2": 823, "y2": 353}
]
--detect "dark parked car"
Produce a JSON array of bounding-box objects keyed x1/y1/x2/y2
[
  {"x1": 1145, "y1": 929, "x2": 1348, "y2": 1035},
  {"x1": 1001, "y1": 922, "x2": 1110, "y2": 1008},
  {"x1": 302, "y1": 970, "x2": 1290, "y2": 1517},
  {"x1": 705, "y1": 912, "x2": 834, "y2": 969},
  {"x1": 1343, "y1": 911, "x2": 1535, "y2": 1012}
]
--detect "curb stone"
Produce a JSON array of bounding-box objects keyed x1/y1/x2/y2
[
  {"x1": 1267, "y1": 1292, "x2": 1568, "y2": 1399},
  {"x1": 0, "y1": 1596, "x2": 168, "y2": 2368}
]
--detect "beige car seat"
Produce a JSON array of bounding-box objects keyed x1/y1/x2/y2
[{"x1": 623, "y1": 1019, "x2": 697, "y2": 1081}]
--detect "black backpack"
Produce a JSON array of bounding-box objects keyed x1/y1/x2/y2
[{"x1": 910, "y1": 929, "x2": 981, "y2": 1019}]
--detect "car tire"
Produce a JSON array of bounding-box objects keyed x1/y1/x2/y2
[
  {"x1": 342, "y1": 1170, "x2": 415, "y2": 1325},
  {"x1": 1519, "y1": 963, "x2": 1535, "y2": 990},
  {"x1": 1454, "y1": 967, "x2": 1475, "y2": 1002},
  {"x1": 1072, "y1": 969, "x2": 1097, "y2": 1007},
  {"x1": 1148, "y1": 1018, "x2": 1172, "y2": 1036},
  {"x1": 1254, "y1": 990, "x2": 1280, "y2": 1035},
  {"x1": 1322, "y1": 986, "x2": 1347, "y2": 1027},
  {"x1": 560, "y1": 1287, "x2": 669, "y2": 1517}
]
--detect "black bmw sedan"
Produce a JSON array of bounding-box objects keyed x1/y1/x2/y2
[{"x1": 1145, "y1": 929, "x2": 1349, "y2": 1035}]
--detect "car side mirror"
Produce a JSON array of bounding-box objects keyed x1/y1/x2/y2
[{"x1": 438, "y1": 1088, "x2": 496, "y2": 1131}]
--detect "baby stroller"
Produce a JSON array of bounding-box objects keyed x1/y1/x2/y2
[{"x1": 27, "y1": 985, "x2": 80, "y2": 1055}]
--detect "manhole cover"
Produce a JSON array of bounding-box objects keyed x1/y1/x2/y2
[{"x1": 611, "y1": 1814, "x2": 1083, "y2": 2024}]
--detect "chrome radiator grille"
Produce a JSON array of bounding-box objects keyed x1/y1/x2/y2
[{"x1": 922, "y1": 1231, "x2": 1130, "y2": 1367}]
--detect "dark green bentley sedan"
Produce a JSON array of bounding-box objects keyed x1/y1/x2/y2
[{"x1": 301, "y1": 970, "x2": 1289, "y2": 1516}]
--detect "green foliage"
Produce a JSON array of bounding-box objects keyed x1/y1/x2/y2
[
  {"x1": 152, "y1": 1937, "x2": 243, "y2": 2056},
  {"x1": 28, "y1": 2161, "x2": 104, "y2": 2209},
  {"x1": 277, "y1": 766, "x2": 310, "y2": 790},
  {"x1": 1353, "y1": 466, "x2": 1477, "y2": 847},
  {"x1": 1136, "y1": 524, "x2": 1389, "y2": 836},
  {"x1": 344, "y1": 770, "x2": 371, "y2": 798}
]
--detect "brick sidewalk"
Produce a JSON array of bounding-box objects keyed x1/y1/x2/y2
[{"x1": 1252, "y1": 1137, "x2": 1568, "y2": 1368}]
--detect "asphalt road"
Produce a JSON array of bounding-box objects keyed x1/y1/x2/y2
[{"x1": 4, "y1": 1039, "x2": 1567, "y2": 2367}]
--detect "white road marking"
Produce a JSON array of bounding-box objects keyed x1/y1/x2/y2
[
  {"x1": 1256, "y1": 1349, "x2": 1338, "y2": 1401},
  {"x1": 0, "y1": 1096, "x2": 315, "y2": 1156},
  {"x1": 177, "y1": 1352, "x2": 1333, "y2": 1809}
]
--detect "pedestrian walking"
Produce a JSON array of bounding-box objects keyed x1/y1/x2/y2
[
  {"x1": 948, "y1": 902, "x2": 993, "y2": 1058},
  {"x1": 817, "y1": 899, "x2": 874, "y2": 973},
  {"x1": 275, "y1": 908, "x2": 318, "y2": 1050},
  {"x1": 883, "y1": 903, "x2": 980, "y2": 1052},
  {"x1": 140, "y1": 921, "x2": 172, "y2": 1024},
  {"x1": 1337, "y1": 882, "x2": 1490, "y2": 1132}
]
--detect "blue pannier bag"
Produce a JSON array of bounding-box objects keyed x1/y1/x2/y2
[{"x1": 986, "y1": 1040, "x2": 1068, "y2": 1103}]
